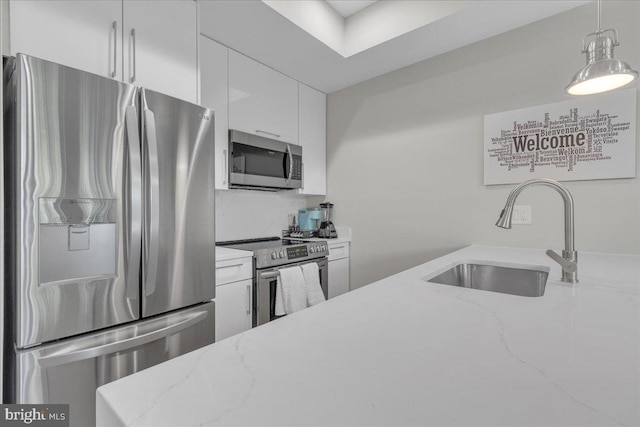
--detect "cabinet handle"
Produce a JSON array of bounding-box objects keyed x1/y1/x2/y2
[
  {"x1": 255, "y1": 130, "x2": 281, "y2": 138},
  {"x1": 111, "y1": 21, "x2": 117, "y2": 78},
  {"x1": 245, "y1": 284, "x2": 251, "y2": 315},
  {"x1": 216, "y1": 263, "x2": 243, "y2": 270},
  {"x1": 222, "y1": 149, "x2": 227, "y2": 185},
  {"x1": 301, "y1": 162, "x2": 304, "y2": 190},
  {"x1": 130, "y1": 28, "x2": 137, "y2": 83}
]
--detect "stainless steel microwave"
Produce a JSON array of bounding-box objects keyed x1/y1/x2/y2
[{"x1": 228, "y1": 130, "x2": 303, "y2": 191}]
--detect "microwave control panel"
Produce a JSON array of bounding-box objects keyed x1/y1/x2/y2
[{"x1": 291, "y1": 158, "x2": 302, "y2": 181}]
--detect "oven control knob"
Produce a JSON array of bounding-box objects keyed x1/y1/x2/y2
[
  {"x1": 309, "y1": 246, "x2": 315, "y2": 253},
  {"x1": 271, "y1": 252, "x2": 277, "y2": 260},
  {"x1": 279, "y1": 251, "x2": 285, "y2": 258},
  {"x1": 316, "y1": 245, "x2": 321, "y2": 252}
]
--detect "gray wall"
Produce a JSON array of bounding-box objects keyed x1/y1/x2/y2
[{"x1": 326, "y1": 1, "x2": 640, "y2": 289}]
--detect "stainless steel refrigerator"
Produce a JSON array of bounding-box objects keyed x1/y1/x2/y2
[{"x1": 2, "y1": 54, "x2": 216, "y2": 426}]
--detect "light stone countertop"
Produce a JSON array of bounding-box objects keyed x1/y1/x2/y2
[
  {"x1": 96, "y1": 245, "x2": 640, "y2": 427},
  {"x1": 300, "y1": 226, "x2": 352, "y2": 245},
  {"x1": 215, "y1": 246, "x2": 253, "y2": 262}
]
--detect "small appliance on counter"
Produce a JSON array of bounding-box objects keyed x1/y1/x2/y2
[
  {"x1": 318, "y1": 202, "x2": 338, "y2": 239},
  {"x1": 298, "y1": 208, "x2": 322, "y2": 232},
  {"x1": 284, "y1": 230, "x2": 317, "y2": 239}
]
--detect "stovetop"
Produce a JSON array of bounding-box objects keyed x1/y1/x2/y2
[
  {"x1": 217, "y1": 237, "x2": 305, "y2": 251},
  {"x1": 217, "y1": 237, "x2": 329, "y2": 268}
]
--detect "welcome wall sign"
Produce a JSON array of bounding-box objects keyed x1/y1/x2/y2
[{"x1": 483, "y1": 88, "x2": 636, "y2": 185}]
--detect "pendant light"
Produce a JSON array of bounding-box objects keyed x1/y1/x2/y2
[{"x1": 565, "y1": 0, "x2": 638, "y2": 96}]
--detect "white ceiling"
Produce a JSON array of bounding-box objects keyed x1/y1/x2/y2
[
  {"x1": 325, "y1": 0, "x2": 377, "y2": 18},
  {"x1": 199, "y1": 1, "x2": 588, "y2": 94}
]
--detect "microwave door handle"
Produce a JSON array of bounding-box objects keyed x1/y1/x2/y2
[
  {"x1": 286, "y1": 144, "x2": 293, "y2": 185},
  {"x1": 282, "y1": 146, "x2": 288, "y2": 184}
]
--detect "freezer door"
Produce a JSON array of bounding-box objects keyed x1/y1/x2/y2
[
  {"x1": 14, "y1": 301, "x2": 215, "y2": 427},
  {"x1": 140, "y1": 88, "x2": 215, "y2": 317},
  {"x1": 12, "y1": 54, "x2": 142, "y2": 348}
]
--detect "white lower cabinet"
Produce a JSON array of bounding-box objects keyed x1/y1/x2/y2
[
  {"x1": 215, "y1": 279, "x2": 252, "y2": 341},
  {"x1": 215, "y1": 256, "x2": 253, "y2": 341},
  {"x1": 328, "y1": 242, "x2": 350, "y2": 299}
]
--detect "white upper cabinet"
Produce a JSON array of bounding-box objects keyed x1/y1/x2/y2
[
  {"x1": 8, "y1": 0, "x2": 197, "y2": 102},
  {"x1": 123, "y1": 0, "x2": 198, "y2": 103},
  {"x1": 8, "y1": 1, "x2": 122, "y2": 80},
  {"x1": 199, "y1": 36, "x2": 229, "y2": 189},
  {"x1": 298, "y1": 83, "x2": 326, "y2": 195},
  {"x1": 228, "y1": 50, "x2": 298, "y2": 144}
]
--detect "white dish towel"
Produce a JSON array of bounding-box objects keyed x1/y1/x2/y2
[
  {"x1": 302, "y1": 262, "x2": 326, "y2": 306},
  {"x1": 275, "y1": 266, "x2": 307, "y2": 315}
]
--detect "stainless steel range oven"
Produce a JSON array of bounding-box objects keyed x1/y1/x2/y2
[{"x1": 217, "y1": 238, "x2": 328, "y2": 326}]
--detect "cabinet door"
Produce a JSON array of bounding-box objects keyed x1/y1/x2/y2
[
  {"x1": 215, "y1": 279, "x2": 252, "y2": 341},
  {"x1": 200, "y1": 36, "x2": 229, "y2": 189},
  {"x1": 298, "y1": 83, "x2": 326, "y2": 195},
  {"x1": 8, "y1": 0, "x2": 122, "y2": 80},
  {"x1": 328, "y1": 258, "x2": 350, "y2": 299},
  {"x1": 123, "y1": 0, "x2": 197, "y2": 103},
  {"x1": 228, "y1": 50, "x2": 298, "y2": 144}
]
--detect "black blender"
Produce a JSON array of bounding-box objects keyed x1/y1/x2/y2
[{"x1": 318, "y1": 202, "x2": 337, "y2": 238}]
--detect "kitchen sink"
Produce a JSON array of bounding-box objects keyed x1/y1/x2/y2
[{"x1": 422, "y1": 262, "x2": 549, "y2": 297}]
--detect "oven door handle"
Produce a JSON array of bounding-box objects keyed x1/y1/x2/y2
[
  {"x1": 260, "y1": 271, "x2": 279, "y2": 280},
  {"x1": 259, "y1": 259, "x2": 325, "y2": 279}
]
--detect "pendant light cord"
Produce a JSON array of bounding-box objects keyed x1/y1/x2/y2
[{"x1": 596, "y1": 0, "x2": 601, "y2": 32}]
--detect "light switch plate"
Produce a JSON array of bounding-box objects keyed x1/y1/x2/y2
[{"x1": 512, "y1": 205, "x2": 532, "y2": 225}]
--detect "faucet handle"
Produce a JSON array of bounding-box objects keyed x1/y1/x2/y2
[{"x1": 545, "y1": 249, "x2": 577, "y2": 273}]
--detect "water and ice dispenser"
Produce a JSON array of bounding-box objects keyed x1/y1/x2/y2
[{"x1": 38, "y1": 198, "x2": 117, "y2": 285}]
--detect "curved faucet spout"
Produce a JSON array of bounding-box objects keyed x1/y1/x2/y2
[
  {"x1": 496, "y1": 178, "x2": 574, "y2": 251},
  {"x1": 495, "y1": 178, "x2": 578, "y2": 283}
]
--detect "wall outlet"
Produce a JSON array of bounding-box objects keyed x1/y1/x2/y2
[{"x1": 512, "y1": 205, "x2": 532, "y2": 225}]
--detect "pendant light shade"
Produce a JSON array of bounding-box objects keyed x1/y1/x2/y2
[{"x1": 565, "y1": 2, "x2": 638, "y2": 95}]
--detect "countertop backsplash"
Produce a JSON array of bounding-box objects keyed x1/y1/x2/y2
[{"x1": 215, "y1": 189, "x2": 308, "y2": 241}]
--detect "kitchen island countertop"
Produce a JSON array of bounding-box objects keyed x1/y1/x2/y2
[{"x1": 96, "y1": 245, "x2": 640, "y2": 426}]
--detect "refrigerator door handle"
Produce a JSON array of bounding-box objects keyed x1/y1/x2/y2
[
  {"x1": 143, "y1": 108, "x2": 161, "y2": 296},
  {"x1": 37, "y1": 310, "x2": 208, "y2": 368},
  {"x1": 125, "y1": 106, "x2": 142, "y2": 300},
  {"x1": 130, "y1": 28, "x2": 137, "y2": 83},
  {"x1": 111, "y1": 21, "x2": 118, "y2": 78}
]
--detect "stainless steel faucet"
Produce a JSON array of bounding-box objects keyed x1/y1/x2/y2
[{"x1": 495, "y1": 178, "x2": 578, "y2": 283}]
